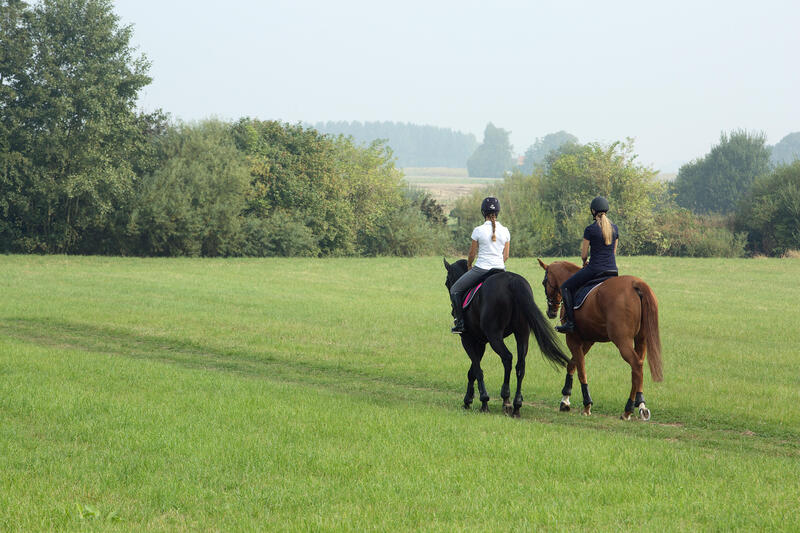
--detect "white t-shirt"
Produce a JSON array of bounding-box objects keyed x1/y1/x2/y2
[{"x1": 471, "y1": 220, "x2": 510, "y2": 270}]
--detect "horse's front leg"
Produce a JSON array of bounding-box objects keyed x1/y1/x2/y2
[
  {"x1": 560, "y1": 364, "x2": 576, "y2": 411},
  {"x1": 461, "y1": 335, "x2": 487, "y2": 410},
  {"x1": 464, "y1": 365, "x2": 476, "y2": 409},
  {"x1": 488, "y1": 336, "x2": 514, "y2": 415},
  {"x1": 567, "y1": 337, "x2": 594, "y2": 415}
]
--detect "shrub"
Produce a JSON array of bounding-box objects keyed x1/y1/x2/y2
[
  {"x1": 735, "y1": 161, "x2": 800, "y2": 256},
  {"x1": 653, "y1": 209, "x2": 746, "y2": 258},
  {"x1": 129, "y1": 121, "x2": 250, "y2": 257}
]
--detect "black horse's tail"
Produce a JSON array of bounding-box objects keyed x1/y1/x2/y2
[{"x1": 510, "y1": 276, "x2": 570, "y2": 368}]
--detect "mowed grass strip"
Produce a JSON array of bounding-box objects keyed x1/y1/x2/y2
[{"x1": 1, "y1": 255, "x2": 799, "y2": 531}]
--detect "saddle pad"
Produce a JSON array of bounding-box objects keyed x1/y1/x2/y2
[
  {"x1": 573, "y1": 276, "x2": 614, "y2": 309},
  {"x1": 462, "y1": 283, "x2": 483, "y2": 309}
]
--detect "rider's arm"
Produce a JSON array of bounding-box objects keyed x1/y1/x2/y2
[
  {"x1": 614, "y1": 238, "x2": 618, "y2": 256},
  {"x1": 467, "y1": 240, "x2": 478, "y2": 269},
  {"x1": 580, "y1": 238, "x2": 589, "y2": 267},
  {"x1": 503, "y1": 241, "x2": 509, "y2": 263}
]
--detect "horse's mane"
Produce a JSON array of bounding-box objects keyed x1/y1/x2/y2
[
  {"x1": 451, "y1": 259, "x2": 469, "y2": 276},
  {"x1": 553, "y1": 260, "x2": 581, "y2": 274}
]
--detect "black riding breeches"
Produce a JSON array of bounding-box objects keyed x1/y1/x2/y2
[
  {"x1": 450, "y1": 267, "x2": 490, "y2": 320},
  {"x1": 560, "y1": 268, "x2": 608, "y2": 322}
]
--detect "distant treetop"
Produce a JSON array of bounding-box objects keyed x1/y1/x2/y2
[
  {"x1": 521, "y1": 131, "x2": 579, "y2": 174},
  {"x1": 313, "y1": 121, "x2": 478, "y2": 168},
  {"x1": 771, "y1": 132, "x2": 800, "y2": 166}
]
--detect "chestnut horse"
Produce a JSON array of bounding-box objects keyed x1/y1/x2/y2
[{"x1": 537, "y1": 259, "x2": 663, "y2": 420}]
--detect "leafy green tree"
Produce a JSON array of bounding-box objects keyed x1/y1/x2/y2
[
  {"x1": 0, "y1": 0, "x2": 152, "y2": 253},
  {"x1": 520, "y1": 131, "x2": 578, "y2": 174},
  {"x1": 453, "y1": 140, "x2": 664, "y2": 256},
  {"x1": 735, "y1": 161, "x2": 800, "y2": 255},
  {"x1": 233, "y1": 120, "x2": 350, "y2": 255},
  {"x1": 233, "y1": 119, "x2": 436, "y2": 257},
  {"x1": 540, "y1": 140, "x2": 664, "y2": 255},
  {"x1": 467, "y1": 123, "x2": 513, "y2": 178},
  {"x1": 771, "y1": 132, "x2": 800, "y2": 166},
  {"x1": 1, "y1": 0, "x2": 36, "y2": 251},
  {"x1": 673, "y1": 130, "x2": 772, "y2": 214},
  {"x1": 129, "y1": 121, "x2": 250, "y2": 257}
]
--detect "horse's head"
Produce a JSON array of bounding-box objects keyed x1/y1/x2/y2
[
  {"x1": 538, "y1": 259, "x2": 583, "y2": 318},
  {"x1": 537, "y1": 259, "x2": 562, "y2": 319},
  {"x1": 443, "y1": 257, "x2": 468, "y2": 291}
]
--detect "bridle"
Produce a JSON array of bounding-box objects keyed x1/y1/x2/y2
[{"x1": 541, "y1": 269, "x2": 561, "y2": 311}]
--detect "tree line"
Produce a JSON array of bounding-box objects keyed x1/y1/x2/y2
[
  {"x1": 453, "y1": 140, "x2": 748, "y2": 258},
  {"x1": 0, "y1": 0, "x2": 449, "y2": 256},
  {"x1": 452, "y1": 131, "x2": 800, "y2": 258},
  {"x1": 2, "y1": 0, "x2": 798, "y2": 258}
]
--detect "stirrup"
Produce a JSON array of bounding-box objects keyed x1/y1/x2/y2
[
  {"x1": 555, "y1": 321, "x2": 575, "y2": 333},
  {"x1": 451, "y1": 320, "x2": 464, "y2": 334}
]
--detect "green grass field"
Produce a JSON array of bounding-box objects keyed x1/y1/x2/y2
[{"x1": 1, "y1": 255, "x2": 799, "y2": 531}]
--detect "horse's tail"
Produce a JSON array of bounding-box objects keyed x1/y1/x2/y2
[
  {"x1": 510, "y1": 276, "x2": 570, "y2": 368},
  {"x1": 634, "y1": 279, "x2": 663, "y2": 382}
]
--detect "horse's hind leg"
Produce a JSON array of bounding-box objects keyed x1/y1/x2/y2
[
  {"x1": 487, "y1": 336, "x2": 514, "y2": 416},
  {"x1": 633, "y1": 337, "x2": 650, "y2": 420},
  {"x1": 615, "y1": 337, "x2": 644, "y2": 421},
  {"x1": 511, "y1": 331, "x2": 528, "y2": 418}
]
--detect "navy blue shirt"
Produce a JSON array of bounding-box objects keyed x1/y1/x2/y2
[{"x1": 584, "y1": 222, "x2": 618, "y2": 272}]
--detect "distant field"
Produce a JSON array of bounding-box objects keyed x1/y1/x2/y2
[
  {"x1": 403, "y1": 168, "x2": 677, "y2": 211},
  {"x1": 402, "y1": 167, "x2": 501, "y2": 211},
  {"x1": 1, "y1": 255, "x2": 799, "y2": 530}
]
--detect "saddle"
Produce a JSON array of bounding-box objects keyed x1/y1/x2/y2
[
  {"x1": 573, "y1": 271, "x2": 618, "y2": 310},
  {"x1": 462, "y1": 268, "x2": 505, "y2": 309}
]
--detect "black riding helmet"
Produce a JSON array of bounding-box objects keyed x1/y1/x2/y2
[
  {"x1": 590, "y1": 196, "x2": 609, "y2": 215},
  {"x1": 481, "y1": 197, "x2": 500, "y2": 217}
]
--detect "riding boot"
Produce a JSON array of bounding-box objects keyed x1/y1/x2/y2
[
  {"x1": 450, "y1": 293, "x2": 465, "y2": 334},
  {"x1": 555, "y1": 289, "x2": 575, "y2": 333}
]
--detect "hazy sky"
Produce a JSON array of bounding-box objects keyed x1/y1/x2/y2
[{"x1": 113, "y1": 0, "x2": 800, "y2": 172}]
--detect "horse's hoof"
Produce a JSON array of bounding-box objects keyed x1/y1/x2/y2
[
  {"x1": 620, "y1": 412, "x2": 632, "y2": 421},
  {"x1": 559, "y1": 401, "x2": 571, "y2": 412},
  {"x1": 463, "y1": 403, "x2": 472, "y2": 410},
  {"x1": 480, "y1": 404, "x2": 489, "y2": 413},
  {"x1": 581, "y1": 406, "x2": 592, "y2": 416},
  {"x1": 503, "y1": 403, "x2": 513, "y2": 416},
  {"x1": 512, "y1": 411, "x2": 521, "y2": 419},
  {"x1": 639, "y1": 405, "x2": 651, "y2": 421}
]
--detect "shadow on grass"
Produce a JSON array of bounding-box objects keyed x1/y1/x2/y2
[{"x1": 1, "y1": 317, "x2": 798, "y2": 458}]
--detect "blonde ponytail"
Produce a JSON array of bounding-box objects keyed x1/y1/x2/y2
[
  {"x1": 597, "y1": 212, "x2": 613, "y2": 245},
  {"x1": 490, "y1": 214, "x2": 497, "y2": 241}
]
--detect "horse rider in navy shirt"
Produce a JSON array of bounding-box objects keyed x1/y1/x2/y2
[{"x1": 555, "y1": 196, "x2": 619, "y2": 333}]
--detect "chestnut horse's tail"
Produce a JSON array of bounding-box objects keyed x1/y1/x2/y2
[
  {"x1": 510, "y1": 276, "x2": 570, "y2": 368},
  {"x1": 633, "y1": 279, "x2": 663, "y2": 382}
]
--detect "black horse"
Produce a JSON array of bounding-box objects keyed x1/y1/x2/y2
[{"x1": 444, "y1": 259, "x2": 570, "y2": 417}]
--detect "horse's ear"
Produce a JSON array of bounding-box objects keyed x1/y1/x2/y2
[
  {"x1": 443, "y1": 257, "x2": 450, "y2": 270},
  {"x1": 537, "y1": 258, "x2": 548, "y2": 270}
]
